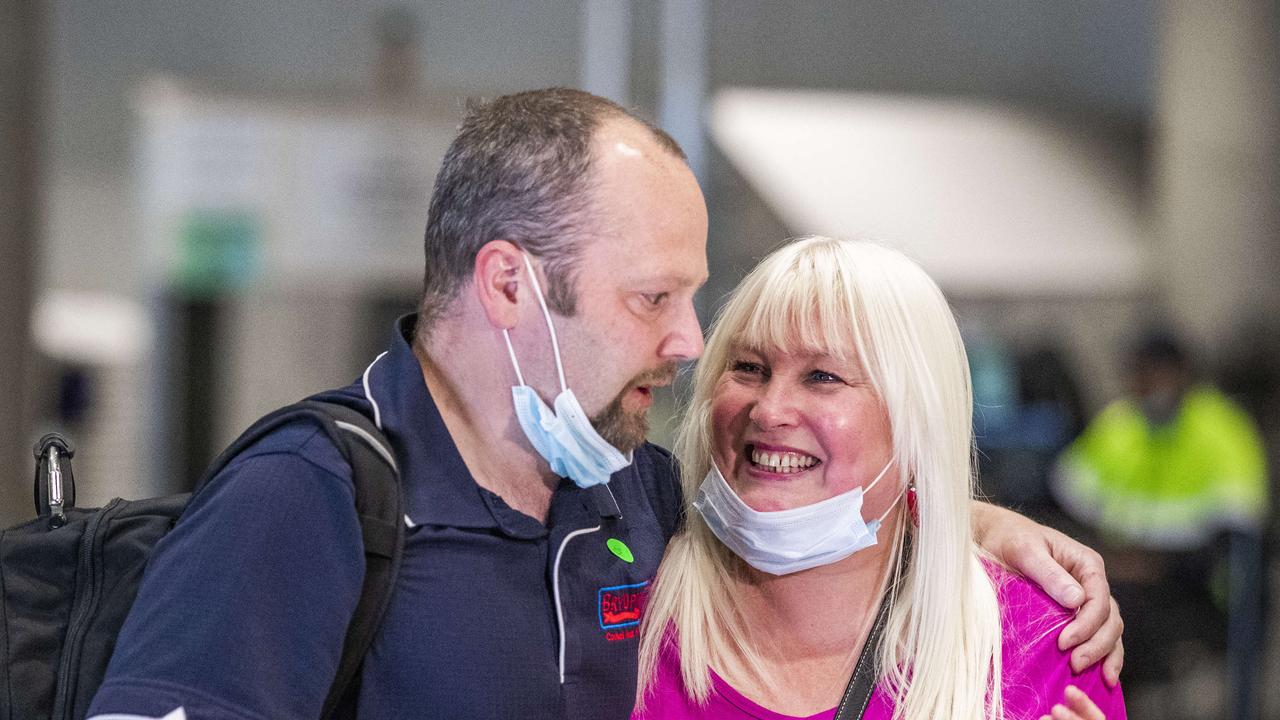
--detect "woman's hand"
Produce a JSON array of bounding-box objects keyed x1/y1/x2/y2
[
  {"x1": 1041, "y1": 685, "x2": 1106, "y2": 720},
  {"x1": 971, "y1": 502, "x2": 1123, "y2": 685}
]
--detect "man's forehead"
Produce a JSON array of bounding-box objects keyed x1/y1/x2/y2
[{"x1": 579, "y1": 232, "x2": 706, "y2": 282}]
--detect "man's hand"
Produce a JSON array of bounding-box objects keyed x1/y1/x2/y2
[{"x1": 972, "y1": 502, "x2": 1124, "y2": 686}]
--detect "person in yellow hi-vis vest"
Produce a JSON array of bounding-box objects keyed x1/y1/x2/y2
[
  {"x1": 1055, "y1": 334, "x2": 1267, "y2": 549},
  {"x1": 1054, "y1": 331, "x2": 1268, "y2": 717}
]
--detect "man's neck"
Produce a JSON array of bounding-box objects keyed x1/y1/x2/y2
[{"x1": 415, "y1": 327, "x2": 561, "y2": 523}]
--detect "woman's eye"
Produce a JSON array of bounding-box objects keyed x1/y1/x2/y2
[
  {"x1": 808, "y1": 369, "x2": 844, "y2": 384},
  {"x1": 730, "y1": 360, "x2": 765, "y2": 376}
]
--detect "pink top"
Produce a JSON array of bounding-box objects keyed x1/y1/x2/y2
[{"x1": 633, "y1": 567, "x2": 1126, "y2": 720}]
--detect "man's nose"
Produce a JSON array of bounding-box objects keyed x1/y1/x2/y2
[{"x1": 657, "y1": 300, "x2": 705, "y2": 362}]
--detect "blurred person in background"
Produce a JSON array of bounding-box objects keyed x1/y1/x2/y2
[
  {"x1": 633, "y1": 237, "x2": 1123, "y2": 720},
  {"x1": 88, "y1": 89, "x2": 1123, "y2": 720},
  {"x1": 1054, "y1": 330, "x2": 1267, "y2": 714}
]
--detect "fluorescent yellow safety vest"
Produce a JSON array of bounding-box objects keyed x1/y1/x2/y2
[{"x1": 1054, "y1": 386, "x2": 1267, "y2": 550}]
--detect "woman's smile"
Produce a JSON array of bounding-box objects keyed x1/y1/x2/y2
[{"x1": 744, "y1": 442, "x2": 821, "y2": 476}]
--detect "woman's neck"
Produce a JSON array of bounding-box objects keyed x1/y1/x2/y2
[
  {"x1": 718, "y1": 515, "x2": 903, "y2": 715},
  {"x1": 740, "y1": 533, "x2": 896, "y2": 657}
]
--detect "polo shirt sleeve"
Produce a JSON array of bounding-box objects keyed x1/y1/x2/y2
[{"x1": 87, "y1": 426, "x2": 366, "y2": 720}]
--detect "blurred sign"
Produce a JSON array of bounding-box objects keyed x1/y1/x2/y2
[
  {"x1": 176, "y1": 210, "x2": 260, "y2": 296},
  {"x1": 134, "y1": 78, "x2": 456, "y2": 291}
]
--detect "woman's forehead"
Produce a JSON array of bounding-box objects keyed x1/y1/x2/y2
[{"x1": 730, "y1": 341, "x2": 862, "y2": 366}]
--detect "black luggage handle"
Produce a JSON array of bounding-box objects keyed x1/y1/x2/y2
[{"x1": 33, "y1": 433, "x2": 76, "y2": 528}]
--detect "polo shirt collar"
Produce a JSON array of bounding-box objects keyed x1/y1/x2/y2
[{"x1": 362, "y1": 315, "x2": 598, "y2": 539}]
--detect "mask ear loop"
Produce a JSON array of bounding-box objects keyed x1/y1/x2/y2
[
  {"x1": 520, "y1": 253, "x2": 568, "y2": 393},
  {"x1": 869, "y1": 461, "x2": 912, "y2": 525},
  {"x1": 502, "y1": 332, "x2": 527, "y2": 386},
  {"x1": 500, "y1": 253, "x2": 569, "y2": 392},
  {"x1": 863, "y1": 459, "x2": 894, "y2": 493}
]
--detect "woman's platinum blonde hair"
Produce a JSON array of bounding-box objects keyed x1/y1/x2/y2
[{"x1": 637, "y1": 236, "x2": 1004, "y2": 719}]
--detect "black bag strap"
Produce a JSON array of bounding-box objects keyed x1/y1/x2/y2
[
  {"x1": 191, "y1": 399, "x2": 404, "y2": 720},
  {"x1": 832, "y1": 590, "x2": 894, "y2": 720}
]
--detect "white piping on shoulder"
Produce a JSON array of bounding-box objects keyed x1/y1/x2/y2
[
  {"x1": 553, "y1": 524, "x2": 602, "y2": 684},
  {"x1": 357, "y1": 351, "x2": 409, "y2": 527},
  {"x1": 362, "y1": 351, "x2": 389, "y2": 430},
  {"x1": 88, "y1": 709, "x2": 186, "y2": 720},
  {"x1": 334, "y1": 420, "x2": 398, "y2": 473}
]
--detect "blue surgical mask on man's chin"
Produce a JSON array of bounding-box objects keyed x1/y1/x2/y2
[{"x1": 502, "y1": 254, "x2": 632, "y2": 488}]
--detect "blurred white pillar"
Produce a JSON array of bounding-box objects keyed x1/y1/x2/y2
[
  {"x1": 658, "y1": 0, "x2": 708, "y2": 179},
  {"x1": 580, "y1": 0, "x2": 632, "y2": 106},
  {"x1": 0, "y1": 0, "x2": 43, "y2": 526},
  {"x1": 1155, "y1": 0, "x2": 1280, "y2": 351},
  {"x1": 1157, "y1": 6, "x2": 1280, "y2": 719}
]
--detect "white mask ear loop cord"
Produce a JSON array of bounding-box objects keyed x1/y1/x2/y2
[
  {"x1": 858, "y1": 460, "x2": 906, "y2": 525},
  {"x1": 501, "y1": 253, "x2": 569, "y2": 392}
]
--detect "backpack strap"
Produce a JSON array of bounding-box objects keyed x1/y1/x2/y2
[
  {"x1": 191, "y1": 399, "x2": 404, "y2": 720},
  {"x1": 832, "y1": 589, "x2": 892, "y2": 720},
  {"x1": 833, "y1": 542, "x2": 908, "y2": 720}
]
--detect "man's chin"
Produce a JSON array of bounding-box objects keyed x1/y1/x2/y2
[{"x1": 591, "y1": 405, "x2": 650, "y2": 454}]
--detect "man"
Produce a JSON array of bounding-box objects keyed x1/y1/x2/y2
[
  {"x1": 1056, "y1": 332, "x2": 1267, "y2": 544},
  {"x1": 1055, "y1": 331, "x2": 1265, "y2": 706},
  {"x1": 89, "y1": 89, "x2": 1120, "y2": 720}
]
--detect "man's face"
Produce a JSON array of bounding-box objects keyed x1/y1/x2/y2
[
  {"x1": 544, "y1": 119, "x2": 709, "y2": 452},
  {"x1": 1130, "y1": 359, "x2": 1189, "y2": 426}
]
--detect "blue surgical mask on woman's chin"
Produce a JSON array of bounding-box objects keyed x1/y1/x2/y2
[
  {"x1": 503, "y1": 254, "x2": 632, "y2": 488},
  {"x1": 693, "y1": 459, "x2": 902, "y2": 575}
]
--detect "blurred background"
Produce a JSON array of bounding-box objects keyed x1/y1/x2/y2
[{"x1": 1, "y1": 1, "x2": 1278, "y2": 718}]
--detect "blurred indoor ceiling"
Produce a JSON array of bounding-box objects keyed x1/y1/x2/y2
[{"x1": 709, "y1": 87, "x2": 1150, "y2": 297}]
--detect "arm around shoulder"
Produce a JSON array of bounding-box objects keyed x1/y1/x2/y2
[{"x1": 998, "y1": 574, "x2": 1127, "y2": 720}]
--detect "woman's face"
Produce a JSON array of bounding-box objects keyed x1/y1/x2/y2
[{"x1": 710, "y1": 344, "x2": 897, "y2": 513}]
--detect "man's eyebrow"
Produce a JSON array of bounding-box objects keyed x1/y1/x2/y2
[{"x1": 636, "y1": 273, "x2": 709, "y2": 289}]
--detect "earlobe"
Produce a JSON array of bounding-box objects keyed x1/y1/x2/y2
[{"x1": 474, "y1": 240, "x2": 525, "y2": 330}]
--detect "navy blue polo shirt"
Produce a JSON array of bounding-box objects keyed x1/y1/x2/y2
[{"x1": 88, "y1": 316, "x2": 683, "y2": 720}]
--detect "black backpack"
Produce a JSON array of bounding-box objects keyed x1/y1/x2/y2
[{"x1": 0, "y1": 400, "x2": 404, "y2": 720}]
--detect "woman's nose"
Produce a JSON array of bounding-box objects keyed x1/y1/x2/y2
[{"x1": 748, "y1": 380, "x2": 798, "y2": 429}]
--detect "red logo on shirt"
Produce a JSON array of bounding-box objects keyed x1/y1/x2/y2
[{"x1": 599, "y1": 581, "x2": 649, "y2": 641}]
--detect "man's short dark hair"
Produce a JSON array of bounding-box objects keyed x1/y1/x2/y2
[
  {"x1": 1131, "y1": 330, "x2": 1190, "y2": 369},
  {"x1": 415, "y1": 88, "x2": 685, "y2": 337}
]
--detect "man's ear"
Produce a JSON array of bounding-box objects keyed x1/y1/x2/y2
[{"x1": 473, "y1": 240, "x2": 526, "y2": 330}]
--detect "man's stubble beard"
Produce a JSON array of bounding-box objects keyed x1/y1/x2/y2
[{"x1": 590, "y1": 362, "x2": 679, "y2": 453}]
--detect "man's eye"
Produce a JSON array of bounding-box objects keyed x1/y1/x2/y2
[{"x1": 642, "y1": 292, "x2": 670, "y2": 307}]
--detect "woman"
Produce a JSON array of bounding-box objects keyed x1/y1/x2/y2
[{"x1": 634, "y1": 237, "x2": 1123, "y2": 720}]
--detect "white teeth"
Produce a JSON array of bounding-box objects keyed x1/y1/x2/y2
[{"x1": 749, "y1": 447, "x2": 818, "y2": 472}]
